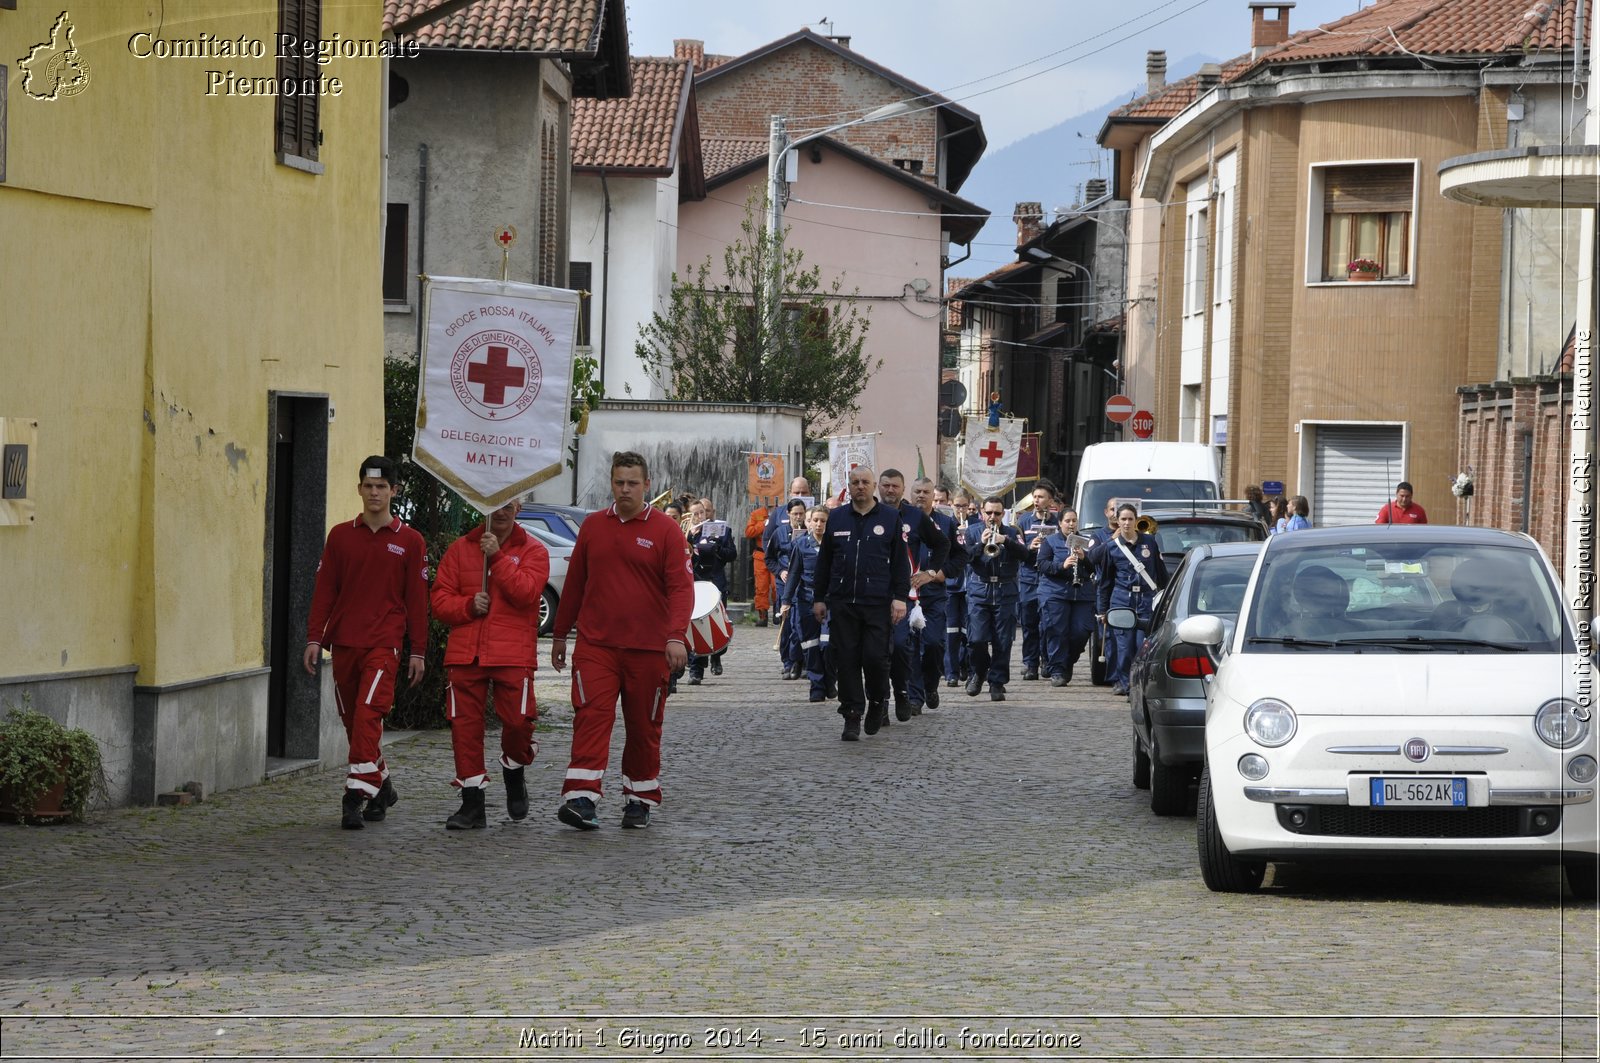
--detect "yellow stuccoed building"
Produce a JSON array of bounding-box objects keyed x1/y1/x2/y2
[{"x1": 0, "y1": 1, "x2": 392, "y2": 805}]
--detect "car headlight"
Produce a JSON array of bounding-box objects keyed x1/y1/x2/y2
[
  {"x1": 1244, "y1": 699, "x2": 1297, "y2": 747},
  {"x1": 1535, "y1": 699, "x2": 1590, "y2": 749}
]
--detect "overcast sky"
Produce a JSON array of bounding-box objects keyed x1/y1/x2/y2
[{"x1": 626, "y1": 0, "x2": 1370, "y2": 151}]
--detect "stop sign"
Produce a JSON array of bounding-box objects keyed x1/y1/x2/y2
[
  {"x1": 1105, "y1": 394, "x2": 1134, "y2": 423},
  {"x1": 1130, "y1": 410, "x2": 1155, "y2": 439}
]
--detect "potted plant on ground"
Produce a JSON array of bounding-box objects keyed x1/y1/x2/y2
[
  {"x1": 1347, "y1": 257, "x2": 1383, "y2": 282},
  {"x1": 0, "y1": 702, "x2": 106, "y2": 823}
]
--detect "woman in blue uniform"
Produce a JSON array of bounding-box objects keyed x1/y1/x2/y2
[
  {"x1": 1037, "y1": 507, "x2": 1098, "y2": 687},
  {"x1": 1094, "y1": 503, "x2": 1169, "y2": 696}
]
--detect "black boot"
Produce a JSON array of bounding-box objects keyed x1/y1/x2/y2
[
  {"x1": 503, "y1": 766, "x2": 528, "y2": 821},
  {"x1": 756, "y1": 610, "x2": 769, "y2": 628},
  {"x1": 446, "y1": 786, "x2": 487, "y2": 830},
  {"x1": 363, "y1": 777, "x2": 398, "y2": 822},
  {"x1": 340, "y1": 790, "x2": 365, "y2": 830}
]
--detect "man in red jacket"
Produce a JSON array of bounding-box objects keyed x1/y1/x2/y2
[
  {"x1": 551, "y1": 451, "x2": 694, "y2": 830},
  {"x1": 431, "y1": 496, "x2": 550, "y2": 830},
  {"x1": 303, "y1": 456, "x2": 430, "y2": 830}
]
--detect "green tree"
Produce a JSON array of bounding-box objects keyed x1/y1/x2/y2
[{"x1": 635, "y1": 201, "x2": 878, "y2": 434}]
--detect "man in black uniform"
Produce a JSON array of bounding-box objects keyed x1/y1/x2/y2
[
  {"x1": 813, "y1": 466, "x2": 910, "y2": 740},
  {"x1": 880, "y1": 469, "x2": 949, "y2": 721}
]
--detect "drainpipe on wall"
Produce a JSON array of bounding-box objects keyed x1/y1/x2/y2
[
  {"x1": 599, "y1": 168, "x2": 612, "y2": 392},
  {"x1": 415, "y1": 143, "x2": 429, "y2": 358}
]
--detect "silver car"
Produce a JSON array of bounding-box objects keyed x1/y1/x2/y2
[
  {"x1": 518, "y1": 521, "x2": 571, "y2": 636},
  {"x1": 1124, "y1": 541, "x2": 1264, "y2": 816}
]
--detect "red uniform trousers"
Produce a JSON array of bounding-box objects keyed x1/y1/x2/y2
[
  {"x1": 331, "y1": 646, "x2": 398, "y2": 797},
  {"x1": 752, "y1": 551, "x2": 772, "y2": 612},
  {"x1": 563, "y1": 643, "x2": 670, "y2": 807},
  {"x1": 446, "y1": 663, "x2": 538, "y2": 789}
]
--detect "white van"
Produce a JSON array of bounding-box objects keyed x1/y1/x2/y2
[{"x1": 1073, "y1": 441, "x2": 1221, "y2": 531}]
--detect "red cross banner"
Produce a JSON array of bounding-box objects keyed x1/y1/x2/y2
[
  {"x1": 960, "y1": 415, "x2": 1024, "y2": 500},
  {"x1": 827, "y1": 433, "x2": 877, "y2": 498},
  {"x1": 413, "y1": 276, "x2": 579, "y2": 513}
]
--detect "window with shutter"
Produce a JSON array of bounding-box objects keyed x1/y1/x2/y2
[
  {"x1": 383, "y1": 204, "x2": 409, "y2": 304},
  {"x1": 570, "y1": 262, "x2": 592, "y2": 347},
  {"x1": 1314, "y1": 163, "x2": 1415, "y2": 281},
  {"x1": 276, "y1": 0, "x2": 322, "y2": 170}
]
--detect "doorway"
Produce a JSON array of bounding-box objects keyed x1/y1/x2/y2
[{"x1": 265, "y1": 394, "x2": 328, "y2": 760}]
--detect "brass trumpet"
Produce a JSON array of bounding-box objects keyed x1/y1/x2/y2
[{"x1": 1136, "y1": 513, "x2": 1160, "y2": 536}]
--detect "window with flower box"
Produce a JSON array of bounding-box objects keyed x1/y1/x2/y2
[{"x1": 1306, "y1": 162, "x2": 1417, "y2": 283}]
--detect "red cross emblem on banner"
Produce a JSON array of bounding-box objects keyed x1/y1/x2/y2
[
  {"x1": 467, "y1": 345, "x2": 526, "y2": 405},
  {"x1": 449, "y1": 330, "x2": 542, "y2": 421},
  {"x1": 979, "y1": 441, "x2": 1005, "y2": 466}
]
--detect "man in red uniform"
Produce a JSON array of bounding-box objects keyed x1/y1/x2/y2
[
  {"x1": 551, "y1": 451, "x2": 694, "y2": 830},
  {"x1": 1374, "y1": 481, "x2": 1428, "y2": 524},
  {"x1": 303, "y1": 456, "x2": 430, "y2": 830},
  {"x1": 431, "y1": 497, "x2": 550, "y2": 830}
]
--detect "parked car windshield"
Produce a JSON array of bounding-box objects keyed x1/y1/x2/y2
[
  {"x1": 1242, "y1": 540, "x2": 1571, "y2": 653},
  {"x1": 1080, "y1": 479, "x2": 1218, "y2": 529},
  {"x1": 1187, "y1": 554, "x2": 1258, "y2": 616},
  {"x1": 1156, "y1": 520, "x2": 1264, "y2": 559}
]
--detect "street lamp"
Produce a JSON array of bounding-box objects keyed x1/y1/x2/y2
[
  {"x1": 764, "y1": 100, "x2": 918, "y2": 347},
  {"x1": 1024, "y1": 248, "x2": 1097, "y2": 315}
]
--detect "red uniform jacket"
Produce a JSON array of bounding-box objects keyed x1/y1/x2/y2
[
  {"x1": 552, "y1": 504, "x2": 695, "y2": 652},
  {"x1": 432, "y1": 523, "x2": 551, "y2": 667},
  {"x1": 306, "y1": 516, "x2": 430, "y2": 652}
]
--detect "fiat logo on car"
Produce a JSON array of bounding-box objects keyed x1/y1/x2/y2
[{"x1": 1404, "y1": 738, "x2": 1430, "y2": 763}]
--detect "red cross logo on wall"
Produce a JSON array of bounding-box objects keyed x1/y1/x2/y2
[
  {"x1": 979, "y1": 441, "x2": 1005, "y2": 466},
  {"x1": 467, "y1": 346, "x2": 526, "y2": 406}
]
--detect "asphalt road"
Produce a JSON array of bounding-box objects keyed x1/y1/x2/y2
[{"x1": 1, "y1": 624, "x2": 1594, "y2": 1061}]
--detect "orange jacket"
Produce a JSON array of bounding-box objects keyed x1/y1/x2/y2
[
  {"x1": 745, "y1": 507, "x2": 769, "y2": 556},
  {"x1": 431, "y1": 524, "x2": 550, "y2": 667}
]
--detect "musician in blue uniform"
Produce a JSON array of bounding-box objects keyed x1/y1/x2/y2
[
  {"x1": 782, "y1": 506, "x2": 835, "y2": 702},
  {"x1": 964, "y1": 495, "x2": 1032, "y2": 701},
  {"x1": 1086, "y1": 497, "x2": 1122, "y2": 686},
  {"x1": 687, "y1": 499, "x2": 738, "y2": 684},
  {"x1": 945, "y1": 494, "x2": 980, "y2": 686},
  {"x1": 1037, "y1": 506, "x2": 1097, "y2": 686},
  {"x1": 814, "y1": 466, "x2": 911, "y2": 739},
  {"x1": 1095, "y1": 502, "x2": 1170, "y2": 696},
  {"x1": 909, "y1": 477, "x2": 963, "y2": 713},
  {"x1": 880, "y1": 469, "x2": 949, "y2": 722},
  {"x1": 765, "y1": 499, "x2": 807, "y2": 679},
  {"x1": 1014, "y1": 481, "x2": 1059, "y2": 681}
]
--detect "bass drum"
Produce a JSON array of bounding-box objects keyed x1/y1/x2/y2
[{"x1": 685, "y1": 581, "x2": 733, "y2": 656}]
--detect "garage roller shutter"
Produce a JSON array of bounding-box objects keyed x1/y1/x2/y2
[{"x1": 1313, "y1": 424, "x2": 1403, "y2": 527}]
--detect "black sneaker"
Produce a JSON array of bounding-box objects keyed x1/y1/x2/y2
[
  {"x1": 340, "y1": 790, "x2": 366, "y2": 830},
  {"x1": 990, "y1": 686, "x2": 1007, "y2": 702},
  {"x1": 1111, "y1": 683, "x2": 1129, "y2": 696},
  {"x1": 946, "y1": 678, "x2": 959, "y2": 688},
  {"x1": 362, "y1": 777, "x2": 398, "y2": 822},
  {"x1": 965, "y1": 676, "x2": 983, "y2": 697},
  {"x1": 864, "y1": 701, "x2": 886, "y2": 735},
  {"x1": 809, "y1": 691, "x2": 826, "y2": 702},
  {"x1": 841, "y1": 713, "x2": 861, "y2": 740},
  {"x1": 925, "y1": 686, "x2": 940, "y2": 709},
  {"x1": 621, "y1": 800, "x2": 651, "y2": 829},
  {"x1": 909, "y1": 701, "x2": 923, "y2": 717},
  {"x1": 711, "y1": 658, "x2": 723, "y2": 676},
  {"x1": 894, "y1": 693, "x2": 912, "y2": 722},
  {"x1": 1050, "y1": 674, "x2": 1068, "y2": 687},
  {"x1": 688, "y1": 675, "x2": 702, "y2": 685},
  {"x1": 1022, "y1": 669, "x2": 1039, "y2": 681},
  {"x1": 557, "y1": 796, "x2": 600, "y2": 831}
]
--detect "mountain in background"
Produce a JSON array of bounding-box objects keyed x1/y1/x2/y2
[{"x1": 954, "y1": 53, "x2": 1216, "y2": 277}]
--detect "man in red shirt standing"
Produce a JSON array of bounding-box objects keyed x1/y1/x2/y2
[
  {"x1": 303, "y1": 456, "x2": 430, "y2": 830},
  {"x1": 551, "y1": 451, "x2": 694, "y2": 830},
  {"x1": 1374, "y1": 481, "x2": 1428, "y2": 524},
  {"x1": 431, "y1": 497, "x2": 550, "y2": 830}
]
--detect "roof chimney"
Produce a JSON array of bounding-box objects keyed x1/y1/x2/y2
[
  {"x1": 1146, "y1": 50, "x2": 1167, "y2": 95},
  {"x1": 1196, "y1": 62, "x2": 1223, "y2": 92},
  {"x1": 1249, "y1": 2, "x2": 1294, "y2": 59},
  {"x1": 674, "y1": 38, "x2": 705, "y2": 71},
  {"x1": 1085, "y1": 177, "x2": 1108, "y2": 203},
  {"x1": 1014, "y1": 201, "x2": 1044, "y2": 247}
]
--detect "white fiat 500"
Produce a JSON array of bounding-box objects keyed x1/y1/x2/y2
[{"x1": 1178, "y1": 525, "x2": 1598, "y2": 897}]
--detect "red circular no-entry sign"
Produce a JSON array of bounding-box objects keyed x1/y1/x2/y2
[
  {"x1": 1130, "y1": 410, "x2": 1155, "y2": 439},
  {"x1": 1105, "y1": 394, "x2": 1134, "y2": 423}
]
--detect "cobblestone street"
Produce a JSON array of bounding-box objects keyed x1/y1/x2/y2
[{"x1": 1, "y1": 629, "x2": 1594, "y2": 1060}]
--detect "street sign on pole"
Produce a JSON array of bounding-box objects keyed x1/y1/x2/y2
[
  {"x1": 1130, "y1": 410, "x2": 1155, "y2": 439},
  {"x1": 1105, "y1": 394, "x2": 1134, "y2": 423}
]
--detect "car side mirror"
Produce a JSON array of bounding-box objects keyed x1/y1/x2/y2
[
  {"x1": 1176, "y1": 614, "x2": 1226, "y2": 648},
  {"x1": 1106, "y1": 606, "x2": 1146, "y2": 632}
]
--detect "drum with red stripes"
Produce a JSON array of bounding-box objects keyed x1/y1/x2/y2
[{"x1": 686, "y1": 581, "x2": 733, "y2": 655}]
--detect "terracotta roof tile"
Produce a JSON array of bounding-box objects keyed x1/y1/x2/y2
[
  {"x1": 384, "y1": 0, "x2": 604, "y2": 53},
  {"x1": 702, "y1": 135, "x2": 767, "y2": 176},
  {"x1": 572, "y1": 57, "x2": 690, "y2": 170},
  {"x1": 1107, "y1": 54, "x2": 1255, "y2": 121}
]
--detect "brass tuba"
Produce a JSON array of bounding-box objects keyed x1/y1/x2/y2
[{"x1": 1136, "y1": 513, "x2": 1159, "y2": 537}]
